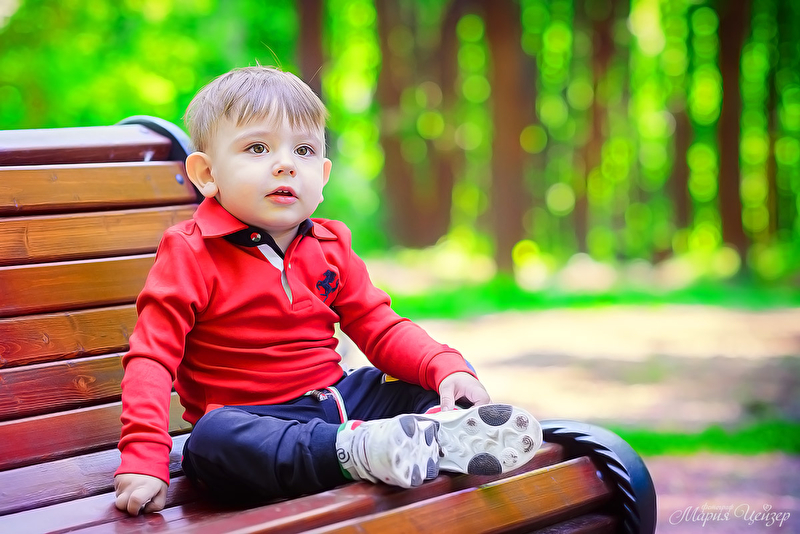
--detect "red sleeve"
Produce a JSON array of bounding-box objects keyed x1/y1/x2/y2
[
  {"x1": 330, "y1": 226, "x2": 475, "y2": 391},
  {"x1": 115, "y1": 228, "x2": 209, "y2": 484}
]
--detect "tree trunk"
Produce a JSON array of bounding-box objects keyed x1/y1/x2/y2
[
  {"x1": 296, "y1": 0, "x2": 324, "y2": 97},
  {"x1": 672, "y1": 110, "x2": 692, "y2": 230},
  {"x1": 375, "y1": 0, "x2": 418, "y2": 245},
  {"x1": 374, "y1": 0, "x2": 457, "y2": 248},
  {"x1": 579, "y1": 0, "x2": 616, "y2": 253},
  {"x1": 717, "y1": 0, "x2": 750, "y2": 253},
  {"x1": 482, "y1": 0, "x2": 529, "y2": 272},
  {"x1": 766, "y1": 55, "x2": 778, "y2": 237}
]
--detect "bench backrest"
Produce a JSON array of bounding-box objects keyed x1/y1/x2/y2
[{"x1": 0, "y1": 120, "x2": 197, "y2": 514}]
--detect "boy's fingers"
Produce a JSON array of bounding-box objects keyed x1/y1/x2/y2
[
  {"x1": 127, "y1": 487, "x2": 156, "y2": 516},
  {"x1": 143, "y1": 499, "x2": 163, "y2": 514},
  {"x1": 439, "y1": 384, "x2": 455, "y2": 411},
  {"x1": 471, "y1": 392, "x2": 490, "y2": 406},
  {"x1": 114, "y1": 491, "x2": 129, "y2": 512},
  {"x1": 143, "y1": 486, "x2": 168, "y2": 514},
  {"x1": 468, "y1": 386, "x2": 491, "y2": 406}
]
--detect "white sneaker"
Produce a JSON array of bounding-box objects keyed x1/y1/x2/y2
[
  {"x1": 336, "y1": 415, "x2": 440, "y2": 488},
  {"x1": 335, "y1": 404, "x2": 542, "y2": 488},
  {"x1": 421, "y1": 404, "x2": 542, "y2": 476}
]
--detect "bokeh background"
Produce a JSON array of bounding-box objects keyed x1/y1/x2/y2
[{"x1": 2, "y1": 0, "x2": 799, "y2": 531}]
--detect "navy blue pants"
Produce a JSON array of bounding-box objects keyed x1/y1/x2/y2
[{"x1": 181, "y1": 367, "x2": 440, "y2": 503}]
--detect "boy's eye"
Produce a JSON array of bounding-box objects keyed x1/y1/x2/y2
[
  {"x1": 248, "y1": 143, "x2": 267, "y2": 154},
  {"x1": 296, "y1": 145, "x2": 313, "y2": 156}
]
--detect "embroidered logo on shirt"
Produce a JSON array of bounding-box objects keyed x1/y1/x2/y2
[{"x1": 316, "y1": 270, "x2": 339, "y2": 302}]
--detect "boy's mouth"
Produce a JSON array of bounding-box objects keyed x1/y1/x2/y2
[
  {"x1": 266, "y1": 186, "x2": 298, "y2": 204},
  {"x1": 267, "y1": 187, "x2": 297, "y2": 198}
]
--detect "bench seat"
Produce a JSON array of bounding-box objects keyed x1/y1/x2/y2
[{"x1": 0, "y1": 117, "x2": 656, "y2": 534}]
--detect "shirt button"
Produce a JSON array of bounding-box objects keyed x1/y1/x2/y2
[{"x1": 251, "y1": 232, "x2": 261, "y2": 243}]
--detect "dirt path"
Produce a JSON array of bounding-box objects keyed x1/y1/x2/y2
[
  {"x1": 648, "y1": 454, "x2": 800, "y2": 533},
  {"x1": 340, "y1": 304, "x2": 800, "y2": 533},
  {"x1": 414, "y1": 306, "x2": 800, "y2": 429}
]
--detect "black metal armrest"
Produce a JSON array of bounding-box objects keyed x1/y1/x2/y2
[{"x1": 542, "y1": 419, "x2": 657, "y2": 534}]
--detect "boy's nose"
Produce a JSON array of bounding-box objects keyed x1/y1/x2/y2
[
  {"x1": 273, "y1": 165, "x2": 296, "y2": 177},
  {"x1": 272, "y1": 157, "x2": 296, "y2": 177}
]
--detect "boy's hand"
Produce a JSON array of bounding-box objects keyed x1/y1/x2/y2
[
  {"x1": 438, "y1": 372, "x2": 491, "y2": 411},
  {"x1": 114, "y1": 473, "x2": 168, "y2": 515}
]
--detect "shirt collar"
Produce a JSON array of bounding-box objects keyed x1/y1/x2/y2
[{"x1": 193, "y1": 198, "x2": 337, "y2": 251}]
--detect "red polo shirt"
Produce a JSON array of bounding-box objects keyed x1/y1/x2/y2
[{"x1": 116, "y1": 198, "x2": 473, "y2": 483}]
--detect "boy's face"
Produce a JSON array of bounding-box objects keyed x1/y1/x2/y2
[{"x1": 188, "y1": 114, "x2": 332, "y2": 241}]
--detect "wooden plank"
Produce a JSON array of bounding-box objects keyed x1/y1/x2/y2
[
  {"x1": 0, "y1": 254, "x2": 154, "y2": 318},
  {"x1": 0, "y1": 161, "x2": 195, "y2": 215},
  {"x1": 128, "y1": 444, "x2": 569, "y2": 534},
  {"x1": 0, "y1": 205, "x2": 196, "y2": 266},
  {"x1": 0, "y1": 305, "x2": 136, "y2": 369},
  {"x1": 533, "y1": 514, "x2": 617, "y2": 534},
  {"x1": 0, "y1": 392, "x2": 190, "y2": 471},
  {"x1": 68, "y1": 497, "x2": 223, "y2": 534},
  {"x1": 0, "y1": 434, "x2": 190, "y2": 516},
  {"x1": 0, "y1": 353, "x2": 123, "y2": 421},
  {"x1": 0, "y1": 444, "x2": 566, "y2": 534},
  {"x1": 0, "y1": 477, "x2": 202, "y2": 534},
  {"x1": 308, "y1": 457, "x2": 611, "y2": 534},
  {"x1": 0, "y1": 124, "x2": 172, "y2": 166}
]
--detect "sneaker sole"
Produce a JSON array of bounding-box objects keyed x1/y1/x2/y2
[
  {"x1": 424, "y1": 404, "x2": 543, "y2": 476},
  {"x1": 370, "y1": 415, "x2": 440, "y2": 488}
]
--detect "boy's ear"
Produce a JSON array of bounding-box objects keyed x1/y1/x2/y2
[
  {"x1": 186, "y1": 152, "x2": 219, "y2": 198},
  {"x1": 320, "y1": 158, "x2": 332, "y2": 202},
  {"x1": 322, "y1": 158, "x2": 332, "y2": 186}
]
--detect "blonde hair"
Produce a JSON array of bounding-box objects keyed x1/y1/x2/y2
[{"x1": 184, "y1": 66, "x2": 328, "y2": 153}]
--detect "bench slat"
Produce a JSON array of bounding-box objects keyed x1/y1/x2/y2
[
  {"x1": 308, "y1": 457, "x2": 611, "y2": 534},
  {"x1": 0, "y1": 254, "x2": 154, "y2": 318},
  {"x1": 0, "y1": 162, "x2": 194, "y2": 215},
  {"x1": 0, "y1": 393, "x2": 189, "y2": 471},
  {"x1": 147, "y1": 444, "x2": 564, "y2": 534},
  {"x1": 0, "y1": 444, "x2": 567, "y2": 534},
  {"x1": 0, "y1": 434, "x2": 190, "y2": 516},
  {"x1": 0, "y1": 476, "x2": 202, "y2": 534},
  {"x1": 171, "y1": 448, "x2": 571, "y2": 534},
  {"x1": 533, "y1": 513, "x2": 617, "y2": 534},
  {"x1": 0, "y1": 305, "x2": 136, "y2": 369},
  {"x1": 0, "y1": 442, "x2": 562, "y2": 520},
  {"x1": 0, "y1": 353, "x2": 123, "y2": 421},
  {"x1": 0, "y1": 125, "x2": 172, "y2": 166},
  {"x1": 0, "y1": 205, "x2": 196, "y2": 266}
]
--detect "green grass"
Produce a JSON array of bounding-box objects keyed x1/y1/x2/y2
[
  {"x1": 610, "y1": 419, "x2": 800, "y2": 456},
  {"x1": 389, "y1": 275, "x2": 800, "y2": 320}
]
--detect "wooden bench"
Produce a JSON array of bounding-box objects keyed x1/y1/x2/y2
[{"x1": 0, "y1": 118, "x2": 657, "y2": 533}]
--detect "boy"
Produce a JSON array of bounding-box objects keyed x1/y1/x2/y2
[{"x1": 114, "y1": 66, "x2": 542, "y2": 515}]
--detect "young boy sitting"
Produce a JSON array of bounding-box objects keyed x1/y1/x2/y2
[{"x1": 114, "y1": 66, "x2": 542, "y2": 516}]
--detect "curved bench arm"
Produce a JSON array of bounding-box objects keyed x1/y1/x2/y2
[
  {"x1": 118, "y1": 115, "x2": 200, "y2": 200},
  {"x1": 118, "y1": 115, "x2": 193, "y2": 163},
  {"x1": 542, "y1": 419, "x2": 657, "y2": 534}
]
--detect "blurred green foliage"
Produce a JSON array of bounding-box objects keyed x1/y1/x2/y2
[
  {"x1": 1, "y1": 0, "x2": 799, "y2": 290},
  {"x1": 0, "y1": 0, "x2": 301, "y2": 128},
  {"x1": 1, "y1": 1, "x2": 796, "y2": 458}
]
